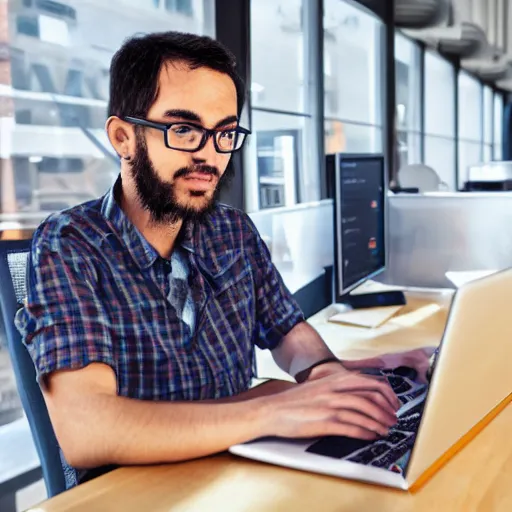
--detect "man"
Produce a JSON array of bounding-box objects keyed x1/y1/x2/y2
[{"x1": 15, "y1": 32, "x2": 431, "y2": 488}]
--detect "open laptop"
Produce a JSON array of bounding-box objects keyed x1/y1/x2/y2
[{"x1": 229, "y1": 268, "x2": 512, "y2": 491}]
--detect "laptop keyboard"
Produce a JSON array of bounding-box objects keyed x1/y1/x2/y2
[
  {"x1": 306, "y1": 368, "x2": 428, "y2": 473},
  {"x1": 360, "y1": 366, "x2": 427, "y2": 405}
]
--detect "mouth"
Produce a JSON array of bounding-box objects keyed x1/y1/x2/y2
[
  {"x1": 183, "y1": 172, "x2": 214, "y2": 181},
  {"x1": 180, "y1": 172, "x2": 217, "y2": 191}
]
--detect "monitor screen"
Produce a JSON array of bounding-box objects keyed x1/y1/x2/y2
[{"x1": 332, "y1": 153, "x2": 386, "y2": 297}]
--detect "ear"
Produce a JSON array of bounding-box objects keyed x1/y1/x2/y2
[{"x1": 105, "y1": 116, "x2": 137, "y2": 160}]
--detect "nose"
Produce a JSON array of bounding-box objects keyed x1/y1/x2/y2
[{"x1": 191, "y1": 132, "x2": 219, "y2": 165}]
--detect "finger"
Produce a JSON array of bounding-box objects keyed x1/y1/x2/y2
[
  {"x1": 342, "y1": 357, "x2": 385, "y2": 370},
  {"x1": 421, "y1": 346, "x2": 437, "y2": 357},
  {"x1": 353, "y1": 375, "x2": 401, "y2": 410},
  {"x1": 359, "y1": 373, "x2": 390, "y2": 384},
  {"x1": 350, "y1": 390, "x2": 399, "y2": 417},
  {"x1": 358, "y1": 374, "x2": 402, "y2": 409},
  {"x1": 321, "y1": 422, "x2": 381, "y2": 441},
  {"x1": 331, "y1": 374, "x2": 400, "y2": 410},
  {"x1": 334, "y1": 409, "x2": 392, "y2": 436},
  {"x1": 417, "y1": 369, "x2": 429, "y2": 384},
  {"x1": 328, "y1": 394, "x2": 398, "y2": 428}
]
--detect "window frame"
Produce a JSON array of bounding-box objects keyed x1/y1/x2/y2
[
  {"x1": 244, "y1": 0, "x2": 324, "y2": 211},
  {"x1": 421, "y1": 48, "x2": 458, "y2": 190},
  {"x1": 456, "y1": 68, "x2": 484, "y2": 189},
  {"x1": 394, "y1": 29, "x2": 423, "y2": 171}
]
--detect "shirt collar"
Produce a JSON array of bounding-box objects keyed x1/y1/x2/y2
[
  {"x1": 178, "y1": 217, "x2": 196, "y2": 255},
  {"x1": 180, "y1": 207, "x2": 242, "y2": 279},
  {"x1": 100, "y1": 176, "x2": 239, "y2": 277},
  {"x1": 101, "y1": 176, "x2": 160, "y2": 270}
]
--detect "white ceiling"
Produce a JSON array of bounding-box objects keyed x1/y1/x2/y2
[{"x1": 398, "y1": 0, "x2": 512, "y2": 90}]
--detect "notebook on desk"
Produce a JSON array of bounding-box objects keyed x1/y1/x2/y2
[
  {"x1": 327, "y1": 280, "x2": 407, "y2": 328},
  {"x1": 328, "y1": 305, "x2": 404, "y2": 328},
  {"x1": 230, "y1": 269, "x2": 512, "y2": 491}
]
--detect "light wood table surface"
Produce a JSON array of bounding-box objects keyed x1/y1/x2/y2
[{"x1": 27, "y1": 289, "x2": 512, "y2": 512}]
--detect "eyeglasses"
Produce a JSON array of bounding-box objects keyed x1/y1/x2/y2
[{"x1": 124, "y1": 116, "x2": 251, "y2": 154}]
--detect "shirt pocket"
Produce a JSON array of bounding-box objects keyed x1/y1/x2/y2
[{"x1": 200, "y1": 264, "x2": 256, "y2": 397}]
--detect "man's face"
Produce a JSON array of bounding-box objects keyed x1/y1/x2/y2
[{"x1": 129, "y1": 62, "x2": 237, "y2": 224}]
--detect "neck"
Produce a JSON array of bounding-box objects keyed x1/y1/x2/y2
[{"x1": 118, "y1": 173, "x2": 183, "y2": 259}]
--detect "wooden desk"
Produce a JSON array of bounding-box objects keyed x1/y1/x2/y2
[
  {"x1": 27, "y1": 290, "x2": 512, "y2": 512},
  {"x1": 256, "y1": 288, "x2": 453, "y2": 382}
]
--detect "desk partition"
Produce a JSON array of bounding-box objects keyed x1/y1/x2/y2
[
  {"x1": 386, "y1": 192, "x2": 512, "y2": 288},
  {"x1": 250, "y1": 192, "x2": 512, "y2": 293},
  {"x1": 249, "y1": 200, "x2": 334, "y2": 293}
]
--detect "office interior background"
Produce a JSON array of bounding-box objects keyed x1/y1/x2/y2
[{"x1": 1, "y1": 0, "x2": 511, "y2": 509}]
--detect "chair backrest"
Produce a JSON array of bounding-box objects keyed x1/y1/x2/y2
[
  {"x1": 397, "y1": 163, "x2": 443, "y2": 192},
  {"x1": 0, "y1": 239, "x2": 67, "y2": 497}
]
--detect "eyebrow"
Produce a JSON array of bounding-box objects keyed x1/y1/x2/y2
[{"x1": 163, "y1": 109, "x2": 238, "y2": 129}]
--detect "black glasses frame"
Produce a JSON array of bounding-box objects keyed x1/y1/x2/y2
[{"x1": 124, "y1": 116, "x2": 251, "y2": 154}]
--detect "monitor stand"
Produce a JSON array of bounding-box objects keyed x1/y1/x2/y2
[{"x1": 340, "y1": 290, "x2": 407, "y2": 310}]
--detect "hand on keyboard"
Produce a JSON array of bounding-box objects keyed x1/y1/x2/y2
[
  {"x1": 341, "y1": 347, "x2": 436, "y2": 383},
  {"x1": 259, "y1": 371, "x2": 400, "y2": 441}
]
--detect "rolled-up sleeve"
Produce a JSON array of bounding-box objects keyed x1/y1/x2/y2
[
  {"x1": 243, "y1": 214, "x2": 305, "y2": 350},
  {"x1": 15, "y1": 220, "x2": 115, "y2": 386}
]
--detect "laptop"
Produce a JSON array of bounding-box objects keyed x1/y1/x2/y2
[{"x1": 229, "y1": 269, "x2": 512, "y2": 491}]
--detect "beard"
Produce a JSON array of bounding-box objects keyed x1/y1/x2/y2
[{"x1": 128, "y1": 131, "x2": 234, "y2": 225}]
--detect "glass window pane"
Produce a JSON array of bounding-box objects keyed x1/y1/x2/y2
[
  {"x1": 483, "y1": 144, "x2": 492, "y2": 162},
  {"x1": 458, "y1": 71, "x2": 482, "y2": 141},
  {"x1": 397, "y1": 131, "x2": 421, "y2": 168},
  {"x1": 246, "y1": 111, "x2": 314, "y2": 211},
  {"x1": 2, "y1": 1, "x2": 214, "y2": 224},
  {"x1": 424, "y1": 136, "x2": 456, "y2": 190},
  {"x1": 483, "y1": 85, "x2": 493, "y2": 145},
  {"x1": 458, "y1": 141, "x2": 482, "y2": 189},
  {"x1": 250, "y1": 0, "x2": 305, "y2": 113},
  {"x1": 323, "y1": 0, "x2": 383, "y2": 126},
  {"x1": 424, "y1": 51, "x2": 455, "y2": 138},
  {"x1": 494, "y1": 92, "x2": 503, "y2": 160},
  {"x1": 325, "y1": 120, "x2": 382, "y2": 154},
  {"x1": 395, "y1": 31, "x2": 421, "y2": 133},
  {"x1": 165, "y1": 0, "x2": 194, "y2": 16}
]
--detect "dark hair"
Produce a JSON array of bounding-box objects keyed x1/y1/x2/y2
[{"x1": 107, "y1": 31, "x2": 246, "y2": 119}]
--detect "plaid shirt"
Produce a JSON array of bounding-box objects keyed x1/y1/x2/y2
[{"x1": 15, "y1": 178, "x2": 304, "y2": 485}]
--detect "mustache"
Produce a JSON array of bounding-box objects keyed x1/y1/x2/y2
[{"x1": 174, "y1": 165, "x2": 220, "y2": 179}]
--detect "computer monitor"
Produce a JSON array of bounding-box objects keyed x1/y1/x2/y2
[{"x1": 327, "y1": 153, "x2": 386, "y2": 301}]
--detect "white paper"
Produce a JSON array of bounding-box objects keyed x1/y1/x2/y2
[{"x1": 445, "y1": 270, "x2": 498, "y2": 288}]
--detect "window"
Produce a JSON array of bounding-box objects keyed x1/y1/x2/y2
[
  {"x1": 494, "y1": 92, "x2": 503, "y2": 160},
  {"x1": 248, "y1": 0, "x2": 319, "y2": 211},
  {"x1": 16, "y1": 16, "x2": 39, "y2": 37},
  {"x1": 38, "y1": 14, "x2": 70, "y2": 46},
  {"x1": 325, "y1": 121, "x2": 382, "y2": 154},
  {"x1": 323, "y1": 0, "x2": 383, "y2": 154},
  {"x1": 395, "y1": 31, "x2": 421, "y2": 169},
  {"x1": 165, "y1": 0, "x2": 193, "y2": 16},
  {"x1": 37, "y1": 0, "x2": 76, "y2": 20},
  {"x1": 483, "y1": 85, "x2": 493, "y2": 161},
  {"x1": 251, "y1": 0, "x2": 305, "y2": 114},
  {"x1": 0, "y1": 6, "x2": 216, "y2": 501},
  {"x1": 249, "y1": 111, "x2": 304, "y2": 209},
  {"x1": 1, "y1": 0, "x2": 214, "y2": 227},
  {"x1": 457, "y1": 71, "x2": 482, "y2": 188},
  {"x1": 423, "y1": 51, "x2": 456, "y2": 190}
]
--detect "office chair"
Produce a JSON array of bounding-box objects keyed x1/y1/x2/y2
[
  {"x1": 0, "y1": 239, "x2": 67, "y2": 498},
  {"x1": 397, "y1": 163, "x2": 449, "y2": 193}
]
